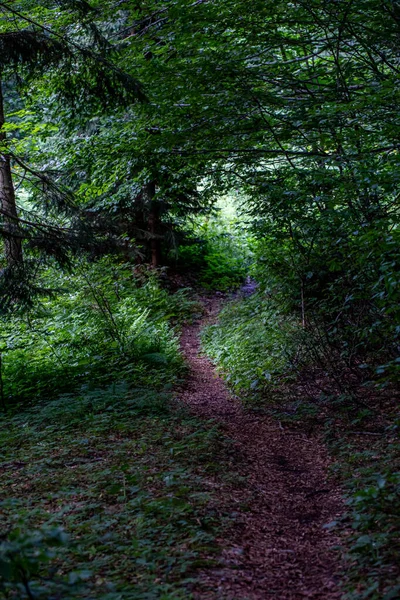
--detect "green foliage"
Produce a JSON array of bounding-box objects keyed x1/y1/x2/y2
[
  {"x1": 0, "y1": 526, "x2": 69, "y2": 599},
  {"x1": 0, "y1": 1, "x2": 400, "y2": 598},
  {"x1": 201, "y1": 291, "x2": 297, "y2": 394},
  {"x1": 177, "y1": 197, "x2": 253, "y2": 290},
  {"x1": 0, "y1": 259, "x2": 197, "y2": 405},
  {"x1": 0, "y1": 379, "x2": 222, "y2": 599},
  {"x1": 0, "y1": 253, "x2": 220, "y2": 597},
  {"x1": 327, "y1": 423, "x2": 400, "y2": 600},
  {"x1": 251, "y1": 210, "x2": 400, "y2": 388}
]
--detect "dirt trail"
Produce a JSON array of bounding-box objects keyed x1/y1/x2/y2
[{"x1": 179, "y1": 296, "x2": 343, "y2": 600}]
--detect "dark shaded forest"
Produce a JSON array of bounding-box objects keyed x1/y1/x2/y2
[{"x1": 0, "y1": 2, "x2": 399, "y2": 599}]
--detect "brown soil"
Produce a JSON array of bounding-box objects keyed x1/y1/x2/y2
[{"x1": 179, "y1": 296, "x2": 343, "y2": 600}]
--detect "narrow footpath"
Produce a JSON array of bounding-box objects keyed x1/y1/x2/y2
[{"x1": 179, "y1": 297, "x2": 343, "y2": 600}]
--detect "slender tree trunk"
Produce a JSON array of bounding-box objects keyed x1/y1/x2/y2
[
  {"x1": 146, "y1": 181, "x2": 161, "y2": 267},
  {"x1": 0, "y1": 75, "x2": 23, "y2": 266}
]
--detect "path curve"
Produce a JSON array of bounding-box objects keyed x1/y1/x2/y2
[{"x1": 179, "y1": 296, "x2": 343, "y2": 600}]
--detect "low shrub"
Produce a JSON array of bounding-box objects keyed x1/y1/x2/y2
[
  {"x1": 176, "y1": 196, "x2": 253, "y2": 291},
  {"x1": 0, "y1": 259, "x2": 196, "y2": 406},
  {"x1": 201, "y1": 290, "x2": 298, "y2": 394}
]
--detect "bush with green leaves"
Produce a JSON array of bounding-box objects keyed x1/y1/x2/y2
[
  {"x1": 201, "y1": 290, "x2": 298, "y2": 395},
  {"x1": 176, "y1": 196, "x2": 253, "y2": 291},
  {"x1": 0, "y1": 526, "x2": 70, "y2": 600},
  {"x1": 249, "y1": 202, "x2": 400, "y2": 391},
  {"x1": 345, "y1": 472, "x2": 400, "y2": 599},
  {"x1": 0, "y1": 259, "x2": 197, "y2": 406}
]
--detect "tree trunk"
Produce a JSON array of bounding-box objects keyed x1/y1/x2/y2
[
  {"x1": 146, "y1": 181, "x2": 161, "y2": 267},
  {"x1": 0, "y1": 76, "x2": 23, "y2": 266}
]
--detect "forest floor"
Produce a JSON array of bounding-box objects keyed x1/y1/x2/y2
[{"x1": 179, "y1": 295, "x2": 344, "y2": 600}]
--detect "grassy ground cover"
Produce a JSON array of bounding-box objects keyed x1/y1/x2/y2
[
  {"x1": 201, "y1": 290, "x2": 297, "y2": 395},
  {"x1": 0, "y1": 385, "x2": 222, "y2": 599},
  {"x1": 324, "y1": 404, "x2": 400, "y2": 600},
  {"x1": 0, "y1": 262, "x2": 225, "y2": 599},
  {"x1": 0, "y1": 261, "x2": 195, "y2": 407}
]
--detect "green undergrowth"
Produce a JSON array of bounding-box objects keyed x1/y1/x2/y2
[
  {"x1": 176, "y1": 196, "x2": 253, "y2": 291},
  {"x1": 0, "y1": 384, "x2": 223, "y2": 599},
  {"x1": 201, "y1": 291, "x2": 400, "y2": 600},
  {"x1": 201, "y1": 289, "x2": 298, "y2": 395},
  {"x1": 0, "y1": 261, "x2": 228, "y2": 598},
  {"x1": 325, "y1": 408, "x2": 400, "y2": 600},
  {"x1": 0, "y1": 260, "x2": 197, "y2": 407}
]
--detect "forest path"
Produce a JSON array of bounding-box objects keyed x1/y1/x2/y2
[{"x1": 179, "y1": 295, "x2": 343, "y2": 600}]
